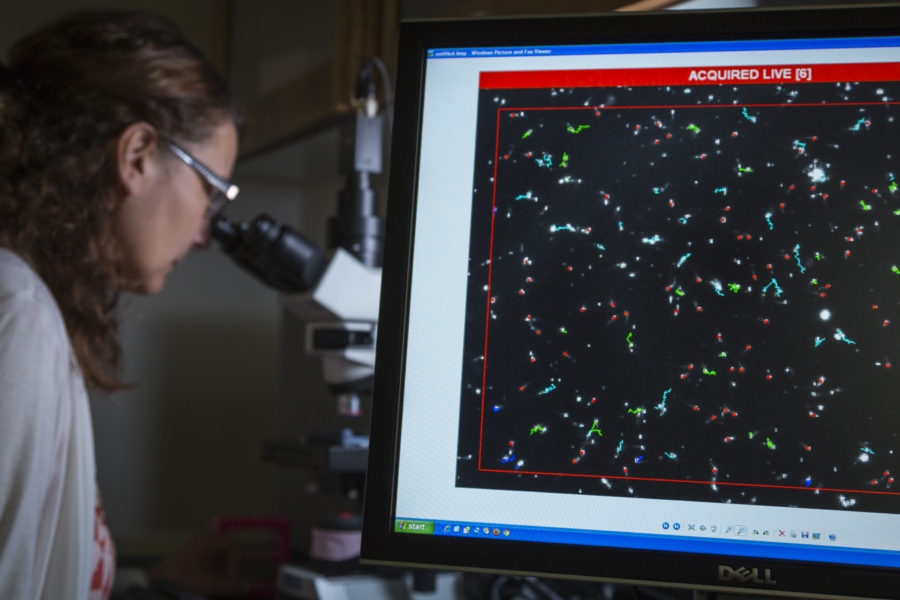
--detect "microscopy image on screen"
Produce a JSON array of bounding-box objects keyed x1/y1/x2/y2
[{"x1": 455, "y1": 76, "x2": 900, "y2": 512}]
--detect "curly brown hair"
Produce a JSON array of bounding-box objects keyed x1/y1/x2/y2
[{"x1": 0, "y1": 11, "x2": 238, "y2": 391}]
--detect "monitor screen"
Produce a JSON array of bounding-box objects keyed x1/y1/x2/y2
[{"x1": 361, "y1": 5, "x2": 900, "y2": 598}]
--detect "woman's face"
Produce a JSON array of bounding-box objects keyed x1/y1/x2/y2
[{"x1": 116, "y1": 121, "x2": 238, "y2": 295}]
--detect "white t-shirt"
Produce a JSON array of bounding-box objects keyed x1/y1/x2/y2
[{"x1": 0, "y1": 248, "x2": 98, "y2": 599}]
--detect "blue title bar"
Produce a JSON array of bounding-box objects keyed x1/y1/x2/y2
[{"x1": 427, "y1": 36, "x2": 900, "y2": 59}]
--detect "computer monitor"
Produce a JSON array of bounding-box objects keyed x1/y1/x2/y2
[{"x1": 361, "y1": 4, "x2": 900, "y2": 598}]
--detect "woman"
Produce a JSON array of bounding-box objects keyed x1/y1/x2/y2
[{"x1": 0, "y1": 11, "x2": 241, "y2": 600}]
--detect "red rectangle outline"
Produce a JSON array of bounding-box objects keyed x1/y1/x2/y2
[{"x1": 477, "y1": 96, "x2": 900, "y2": 498}]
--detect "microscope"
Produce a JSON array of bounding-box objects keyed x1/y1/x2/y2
[
  {"x1": 211, "y1": 58, "x2": 385, "y2": 413},
  {"x1": 209, "y1": 59, "x2": 389, "y2": 593}
]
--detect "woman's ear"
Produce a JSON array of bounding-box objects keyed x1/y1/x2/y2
[{"x1": 116, "y1": 122, "x2": 159, "y2": 197}]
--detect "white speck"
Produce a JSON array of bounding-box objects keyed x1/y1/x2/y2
[
  {"x1": 858, "y1": 453, "x2": 870, "y2": 463},
  {"x1": 808, "y1": 166, "x2": 826, "y2": 183},
  {"x1": 819, "y1": 309, "x2": 831, "y2": 321}
]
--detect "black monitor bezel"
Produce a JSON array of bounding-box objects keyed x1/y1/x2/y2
[{"x1": 362, "y1": 5, "x2": 900, "y2": 598}]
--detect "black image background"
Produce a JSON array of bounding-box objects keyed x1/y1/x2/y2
[{"x1": 455, "y1": 81, "x2": 900, "y2": 513}]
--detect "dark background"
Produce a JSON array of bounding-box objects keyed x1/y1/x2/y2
[{"x1": 457, "y1": 80, "x2": 900, "y2": 513}]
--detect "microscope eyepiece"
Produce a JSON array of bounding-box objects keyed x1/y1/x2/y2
[{"x1": 211, "y1": 213, "x2": 327, "y2": 292}]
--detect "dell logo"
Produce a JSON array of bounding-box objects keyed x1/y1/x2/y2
[{"x1": 718, "y1": 565, "x2": 777, "y2": 586}]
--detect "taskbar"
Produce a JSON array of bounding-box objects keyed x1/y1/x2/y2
[{"x1": 393, "y1": 517, "x2": 900, "y2": 568}]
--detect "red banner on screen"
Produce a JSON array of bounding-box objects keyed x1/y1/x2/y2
[{"x1": 479, "y1": 63, "x2": 900, "y2": 89}]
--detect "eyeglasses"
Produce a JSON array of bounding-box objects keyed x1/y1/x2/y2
[{"x1": 166, "y1": 141, "x2": 239, "y2": 217}]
